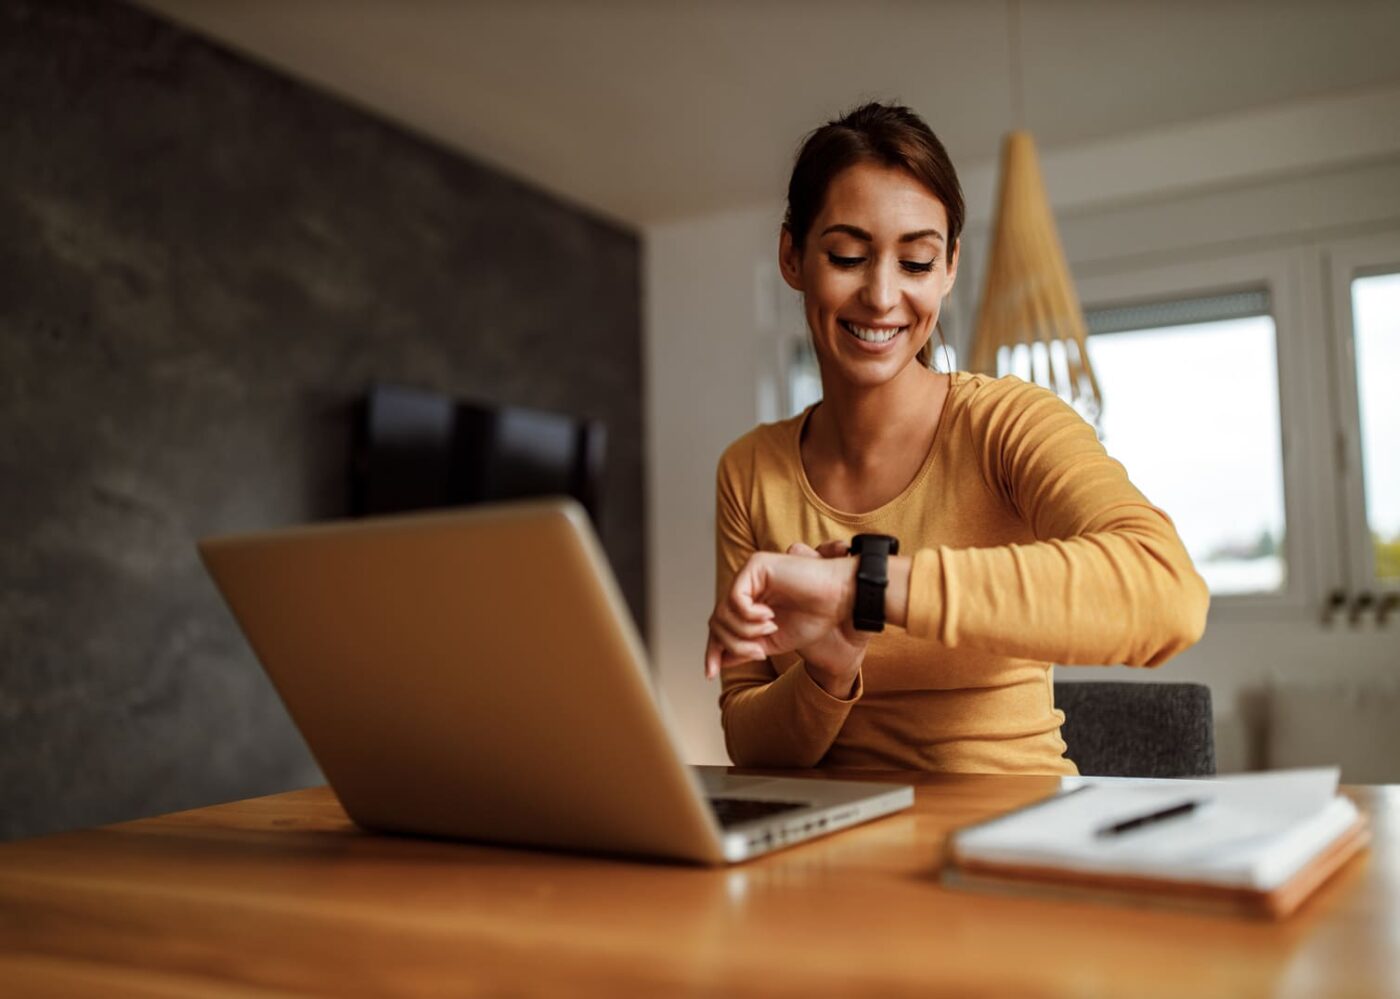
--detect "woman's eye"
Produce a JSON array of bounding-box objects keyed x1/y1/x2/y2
[{"x1": 826, "y1": 252, "x2": 936, "y2": 273}]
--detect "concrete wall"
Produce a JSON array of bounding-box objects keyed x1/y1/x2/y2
[
  {"x1": 645, "y1": 86, "x2": 1400, "y2": 774},
  {"x1": 0, "y1": 0, "x2": 645, "y2": 840}
]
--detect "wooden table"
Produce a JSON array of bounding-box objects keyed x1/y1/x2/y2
[{"x1": 0, "y1": 771, "x2": 1395, "y2": 997}]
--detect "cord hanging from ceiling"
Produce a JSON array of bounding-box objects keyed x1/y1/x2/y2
[{"x1": 968, "y1": 0, "x2": 1103, "y2": 425}]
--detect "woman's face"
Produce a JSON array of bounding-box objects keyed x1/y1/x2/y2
[{"x1": 779, "y1": 161, "x2": 959, "y2": 390}]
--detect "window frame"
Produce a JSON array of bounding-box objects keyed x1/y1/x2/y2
[
  {"x1": 1322, "y1": 229, "x2": 1400, "y2": 598},
  {"x1": 1073, "y1": 248, "x2": 1323, "y2": 620}
]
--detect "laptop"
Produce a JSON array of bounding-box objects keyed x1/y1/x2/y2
[{"x1": 198, "y1": 498, "x2": 913, "y2": 865}]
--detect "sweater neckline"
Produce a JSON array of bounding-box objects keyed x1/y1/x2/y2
[{"x1": 791, "y1": 370, "x2": 964, "y2": 524}]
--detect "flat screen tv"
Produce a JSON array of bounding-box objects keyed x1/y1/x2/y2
[{"x1": 351, "y1": 383, "x2": 605, "y2": 523}]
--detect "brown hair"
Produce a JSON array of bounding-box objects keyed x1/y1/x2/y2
[{"x1": 783, "y1": 102, "x2": 964, "y2": 369}]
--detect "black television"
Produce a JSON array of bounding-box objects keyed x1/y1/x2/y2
[{"x1": 350, "y1": 383, "x2": 605, "y2": 523}]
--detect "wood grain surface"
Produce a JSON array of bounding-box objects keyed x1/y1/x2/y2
[{"x1": 0, "y1": 771, "x2": 1395, "y2": 997}]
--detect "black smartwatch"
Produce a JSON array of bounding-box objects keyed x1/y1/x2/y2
[{"x1": 849, "y1": 534, "x2": 899, "y2": 632}]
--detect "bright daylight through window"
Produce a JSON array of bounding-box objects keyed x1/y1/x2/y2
[
  {"x1": 1082, "y1": 296, "x2": 1287, "y2": 597},
  {"x1": 1352, "y1": 272, "x2": 1400, "y2": 581}
]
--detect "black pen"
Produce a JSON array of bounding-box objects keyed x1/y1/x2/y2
[{"x1": 1096, "y1": 799, "x2": 1205, "y2": 838}]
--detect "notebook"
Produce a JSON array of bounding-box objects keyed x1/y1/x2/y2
[{"x1": 945, "y1": 768, "x2": 1369, "y2": 918}]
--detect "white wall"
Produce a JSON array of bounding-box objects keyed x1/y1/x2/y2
[
  {"x1": 644, "y1": 206, "x2": 778, "y2": 762},
  {"x1": 644, "y1": 85, "x2": 1400, "y2": 773}
]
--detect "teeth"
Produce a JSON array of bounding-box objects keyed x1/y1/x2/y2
[{"x1": 843, "y1": 321, "x2": 905, "y2": 344}]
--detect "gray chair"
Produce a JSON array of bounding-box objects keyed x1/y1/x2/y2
[{"x1": 1054, "y1": 680, "x2": 1215, "y2": 777}]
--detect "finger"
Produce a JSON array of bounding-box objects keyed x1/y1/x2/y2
[
  {"x1": 713, "y1": 607, "x2": 779, "y2": 641},
  {"x1": 815, "y1": 539, "x2": 851, "y2": 558},
  {"x1": 709, "y1": 615, "x2": 747, "y2": 653},
  {"x1": 711, "y1": 617, "x2": 776, "y2": 662},
  {"x1": 727, "y1": 578, "x2": 774, "y2": 623},
  {"x1": 711, "y1": 607, "x2": 774, "y2": 655},
  {"x1": 705, "y1": 634, "x2": 724, "y2": 679},
  {"x1": 727, "y1": 556, "x2": 777, "y2": 621},
  {"x1": 722, "y1": 641, "x2": 767, "y2": 667},
  {"x1": 787, "y1": 542, "x2": 819, "y2": 558},
  {"x1": 706, "y1": 638, "x2": 761, "y2": 678}
]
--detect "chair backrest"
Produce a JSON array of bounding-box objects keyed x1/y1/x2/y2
[{"x1": 1054, "y1": 680, "x2": 1215, "y2": 778}]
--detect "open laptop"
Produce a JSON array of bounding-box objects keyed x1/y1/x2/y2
[{"x1": 198, "y1": 498, "x2": 913, "y2": 865}]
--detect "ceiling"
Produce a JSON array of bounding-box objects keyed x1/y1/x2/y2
[{"x1": 135, "y1": 1, "x2": 1400, "y2": 228}]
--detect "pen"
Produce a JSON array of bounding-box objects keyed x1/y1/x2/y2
[{"x1": 1095, "y1": 798, "x2": 1204, "y2": 838}]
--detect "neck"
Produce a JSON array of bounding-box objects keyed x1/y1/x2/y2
[{"x1": 809, "y1": 363, "x2": 947, "y2": 470}]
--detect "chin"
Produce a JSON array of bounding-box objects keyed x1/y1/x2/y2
[{"x1": 828, "y1": 354, "x2": 916, "y2": 388}]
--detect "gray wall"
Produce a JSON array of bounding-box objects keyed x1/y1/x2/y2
[{"x1": 0, "y1": 0, "x2": 645, "y2": 840}]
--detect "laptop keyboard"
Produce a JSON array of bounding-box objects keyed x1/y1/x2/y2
[{"x1": 708, "y1": 797, "x2": 808, "y2": 828}]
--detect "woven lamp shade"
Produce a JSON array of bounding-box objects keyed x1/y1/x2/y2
[{"x1": 969, "y1": 130, "x2": 1102, "y2": 421}]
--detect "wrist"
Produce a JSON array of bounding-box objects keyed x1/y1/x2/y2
[{"x1": 838, "y1": 559, "x2": 859, "y2": 625}]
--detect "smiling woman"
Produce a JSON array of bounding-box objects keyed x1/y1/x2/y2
[
  {"x1": 704, "y1": 102, "x2": 1210, "y2": 775},
  {"x1": 782, "y1": 102, "x2": 963, "y2": 374}
]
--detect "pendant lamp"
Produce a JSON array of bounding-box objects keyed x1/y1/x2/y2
[{"x1": 968, "y1": 4, "x2": 1103, "y2": 424}]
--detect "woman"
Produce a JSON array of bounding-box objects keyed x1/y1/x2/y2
[{"x1": 704, "y1": 102, "x2": 1209, "y2": 775}]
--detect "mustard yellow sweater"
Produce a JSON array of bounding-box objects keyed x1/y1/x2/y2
[{"x1": 715, "y1": 372, "x2": 1210, "y2": 775}]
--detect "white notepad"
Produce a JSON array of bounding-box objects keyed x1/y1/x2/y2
[{"x1": 953, "y1": 768, "x2": 1358, "y2": 891}]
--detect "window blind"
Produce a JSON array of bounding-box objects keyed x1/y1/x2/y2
[{"x1": 1085, "y1": 288, "x2": 1271, "y2": 337}]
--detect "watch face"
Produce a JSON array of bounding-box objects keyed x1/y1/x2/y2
[{"x1": 851, "y1": 533, "x2": 899, "y2": 557}]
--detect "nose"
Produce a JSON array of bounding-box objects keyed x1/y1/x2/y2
[{"x1": 860, "y1": 258, "x2": 900, "y2": 314}]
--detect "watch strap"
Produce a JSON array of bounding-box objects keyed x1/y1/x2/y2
[{"x1": 850, "y1": 534, "x2": 899, "y2": 632}]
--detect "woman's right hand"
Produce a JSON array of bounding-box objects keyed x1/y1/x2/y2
[
  {"x1": 704, "y1": 540, "x2": 869, "y2": 699},
  {"x1": 781, "y1": 541, "x2": 869, "y2": 698}
]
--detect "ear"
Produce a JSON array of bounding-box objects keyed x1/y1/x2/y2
[
  {"x1": 943, "y1": 238, "x2": 960, "y2": 297},
  {"x1": 778, "y1": 225, "x2": 805, "y2": 293}
]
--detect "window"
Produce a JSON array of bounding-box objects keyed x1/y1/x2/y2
[
  {"x1": 1349, "y1": 272, "x2": 1400, "y2": 582},
  {"x1": 1328, "y1": 233, "x2": 1400, "y2": 604},
  {"x1": 1072, "y1": 237, "x2": 1400, "y2": 617},
  {"x1": 1081, "y1": 293, "x2": 1287, "y2": 596},
  {"x1": 787, "y1": 336, "x2": 822, "y2": 418},
  {"x1": 1068, "y1": 248, "x2": 1318, "y2": 615}
]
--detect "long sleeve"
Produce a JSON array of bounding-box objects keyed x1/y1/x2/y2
[
  {"x1": 904, "y1": 378, "x2": 1209, "y2": 666},
  {"x1": 714, "y1": 440, "x2": 861, "y2": 767}
]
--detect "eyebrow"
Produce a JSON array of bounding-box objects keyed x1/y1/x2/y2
[{"x1": 820, "y1": 224, "x2": 945, "y2": 244}]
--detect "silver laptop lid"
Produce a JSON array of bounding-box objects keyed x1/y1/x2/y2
[{"x1": 199, "y1": 499, "x2": 727, "y2": 864}]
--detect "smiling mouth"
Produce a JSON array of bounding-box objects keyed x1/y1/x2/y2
[{"x1": 840, "y1": 320, "x2": 908, "y2": 344}]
